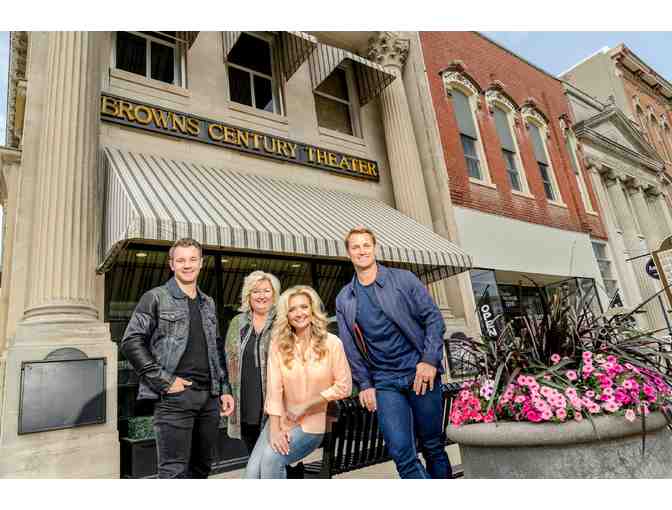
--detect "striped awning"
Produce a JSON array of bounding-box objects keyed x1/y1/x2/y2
[
  {"x1": 222, "y1": 31, "x2": 317, "y2": 81},
  {"x1": 99, "y1": 147, "x2": 472, "y2": 283},
  {"x1": 308, "y1": 43, "x2": 396, "y2": 106}
]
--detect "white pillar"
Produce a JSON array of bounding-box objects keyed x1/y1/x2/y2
[
  {"x1": 0, "y1": 31, "x2": 118, "y2": 478},
  {"x1": 368, "y1": 32, "x2": 454, "y2": 319}
]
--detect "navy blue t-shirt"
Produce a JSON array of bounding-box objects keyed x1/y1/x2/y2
[{"x1": 355, "y1": 279, "x2": 419, "y2": 383}]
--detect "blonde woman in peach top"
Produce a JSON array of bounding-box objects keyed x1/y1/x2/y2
[{"x1": 244, "y1": 285, "x2": 352, "y2": 479}]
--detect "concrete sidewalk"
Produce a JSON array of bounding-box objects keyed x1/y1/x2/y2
[{"x1": 214, "y1": 444, "x2": 461, "y2": 479}]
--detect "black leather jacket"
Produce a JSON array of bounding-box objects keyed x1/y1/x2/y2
[{"x1": 120, "y1": 277, "x2": 231, "y2": 400}]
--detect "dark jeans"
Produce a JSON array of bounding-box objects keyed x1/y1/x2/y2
[
  {"x1": 240, "y1": 422, "x2": 262, "y2": 455},
  {"x1": 153, "y1": 388, "x2": 220, "y2": 479},
  {"x1": 375, "y1": 373, "x2": 452, "y2": 479}
]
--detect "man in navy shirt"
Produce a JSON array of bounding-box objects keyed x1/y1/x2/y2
[{"x1": 335, "y1": 226, "x2": 451, "y2": 479}]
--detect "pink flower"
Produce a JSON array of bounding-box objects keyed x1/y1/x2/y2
[
  {"x1": 565, "y1": 387, "x2": 577, "y2": 398},
  {"x1": 556, "y1": 408, "x2": 567, "y2": 421},
  {"x1": 514, "y1": 395, "x2": 526, "y2": 404},
  {"x1": 625, "y1": 409, "x2": 636, "y2": 422},
  {"x1": 586, "y1": 390, "x2": 595, "y2": 398},
  {"x1": 566, "y1": 370, "x2": 578, "y2": 382},
  {"x1": 517, "y1": 375, "x2": 527, "y2": 386},
  {"x1": 526, "y1": 410, "x2": 542, "y2": 422},
  {"x1": 574, "y1": 412, "x2": 583, "y2": 422},
  {"x1": 607, "y1": 355, "x2": 617, "y2": 364},
  {"x1": 541, "y1": 410, "x2": 553, "y2": 421},
  {"x1": 551, "y1": 354, "x2": 561, "y2": 364},
  {"x1": 582, "y1": 351, "x2": 593, "y2": 362}
]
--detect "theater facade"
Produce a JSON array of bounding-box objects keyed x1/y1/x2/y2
[{"x1": 0, "y1": 31, "x2": 474, "y2": 477}]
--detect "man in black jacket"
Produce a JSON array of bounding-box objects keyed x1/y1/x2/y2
[{"x1": 120, "y1": 238, "x2": 234, "y2": 478}]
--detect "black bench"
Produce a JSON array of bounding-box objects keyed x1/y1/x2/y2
[{"x1": 297, "y1": 382, "x2": 464, "y2": 478}]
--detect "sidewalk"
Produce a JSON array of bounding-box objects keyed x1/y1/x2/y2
[{"x1": 214, "y1": 444, "x2": 461, "y2": 479}]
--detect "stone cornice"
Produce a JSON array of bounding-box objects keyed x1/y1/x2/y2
[
  {"x1": 577, "y1": 126, "x2": 664, "y2": 175},
  {"x1": 367, "y1": 32, "x2": 410, "y2": 70}
]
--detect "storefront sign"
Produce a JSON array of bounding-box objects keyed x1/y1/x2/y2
[
  {"x1": 100, "y1": 94, "x2": 380, "y2": 181},
  {"x1": 646, "y1": 258, "x2": 660, "y2": 280},
  {"x1": 479, "y1": 304, "x2": 499, "y2": 338}
]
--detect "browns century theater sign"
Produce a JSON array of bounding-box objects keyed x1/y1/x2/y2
[{"x1": 100, "y1": 94, "x2": 380, "y2": 181}]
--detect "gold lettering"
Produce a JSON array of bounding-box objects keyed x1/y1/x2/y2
[
  {"x1": 327, "y1": 152, "x2": 338, "y2": 167},
  {"x1": 101, "y1": 96, "x2": 119, "y2": 117},
  {"x1": 316, "y1": 149, "x2": 329, "y2": 165},
  {"x1": 276, "y1": 140, "x2": 291, "y2": 157},
  {"x1": 237, "y1": 130, "x2": 250, "y2": 148},
  {"x1": 263, "y1": 136, "x2": 277, "y2": 154},
  {"x1": 223, "y1": 126, "x2": 238, "y2": 145},
  {"x1": 186, "y1": 117, "x2": 200, "y2": 136},
  {"x1": 170, "y1": 113, "x2": 188, "y2": 134},
  {"x1": 150, "y1": 108, "x2": 170, "y2": 129},
  {"x1": 208, "y1": 123, "x2": 224, "y2": 141},
  {"x1": 350, "y1": 158, "x2": 362, "y2": 173},
  {"x1": 338, "y1": 155, "x2": 352, "y2": 171},
  {"x1": 367, "y1": 162, "x2": 378, "y2": 177},
  {"x1": 134, "y1": 105, "x2": 152, "y2": 125},
  {"x1": 306, "y1": 146, "x2": 316, "y2": 162},
  {"x1": 286, "y1": 142, "x2": 298, "y2": 158},
  {"x1": 252, "y1": 133, "x2": 264, "y2": 150},
  {"x1": 118, "y1": 101, "x2": 135, "y2": 122}
]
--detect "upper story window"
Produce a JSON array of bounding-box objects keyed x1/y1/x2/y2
[
  {"x1": 490, "y1": 100, "x2": 528, "y2": 193},
  {"x1": 565, "y1": 131, "x2": 595, "y2": 213},
  {"x1": 226, "y1": 32, "x2": 280, "y2": 114},
  {"x1": 523, "y1": 108, "x2": 562, "y2": 204},
  {"x1": 314, "y1": 65, "x2": 359, "y2": 136},
  {"x1": 114, "y1": 32, "x2": 183, "y2": 87}
]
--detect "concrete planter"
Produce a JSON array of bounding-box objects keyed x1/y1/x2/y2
[{"x1": 446, "y1": 412, "x2": 672, "y2": 478}]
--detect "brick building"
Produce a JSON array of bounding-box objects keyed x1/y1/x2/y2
[{"x1": 420, "y1": 31, "x2": 608, "y2": 335}]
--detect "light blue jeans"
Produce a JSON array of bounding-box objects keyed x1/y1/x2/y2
[{"x1": 244, "y1": 421, "x2": 324, "y2": 479}]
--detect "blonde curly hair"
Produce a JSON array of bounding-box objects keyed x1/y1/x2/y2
[
  {"x1": 239, "y1": 270, "x2": 281, "y2": 313},
  {"x1": 272, "y1": 285, "x2": 329, "y2": 368}
]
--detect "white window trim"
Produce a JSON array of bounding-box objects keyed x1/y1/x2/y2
[
  {"x1": 591, "y1": 239, "x2": 623, "y2": 306},
  {"x1": 225, "y1": 31, "x2": 283, "y2": 116},
  {"x1": 489, "y1": 98, "x2": 530, "y2": 195},
  {"x1": 448, "y1": 81, "x2": 495, "y2": 187},
  {"x1": 567, "y1": 132, "x2": 597, "y2": 215},
  {"x1": 314, "y1": 62, "x2": 362, "y2": 139},
  {"x1": 111, "y1": 31, "x2": 186, "y2": 89},
  {"x1": 524, "y1": 114, "x2": 564, "y2": 206}
]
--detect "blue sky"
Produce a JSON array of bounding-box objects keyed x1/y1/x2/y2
[{"x1": 481, "y1": 32, "x2": 672, "y2": 80}]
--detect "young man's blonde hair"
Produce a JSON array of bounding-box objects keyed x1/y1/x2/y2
[
  {"x1": 169, "y1": 238, "x2": 203, "y2": 259},
  {"x1": 344, "y1": 226, "x2": 377, "y2": 250}
]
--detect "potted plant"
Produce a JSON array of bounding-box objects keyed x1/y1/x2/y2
[{"x1": 446, "y1": 285, "x2": 672, "y2": 478}]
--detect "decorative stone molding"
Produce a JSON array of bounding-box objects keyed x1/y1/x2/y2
[
  {"x1": 442, "y1": 71, "x2": 479, "y2": 97},
  {"x1": 558, "y1": 113, "x2": 573, "y2": 138},
  {"x1": 6, "y1": 31, "x2": 28, "y2": 149},
  {"x1": 367, "y1": 31, "x2": 410, "y2": 71},
  {"x1": 439, "y1": 59, "x2": 467, "y2": 75},
  {"x1": 632, "y1": 95, "x2": 641, "y2": 108},
  {"x1": 485, "y1": 82, "x2": 518, "y2": 115}
]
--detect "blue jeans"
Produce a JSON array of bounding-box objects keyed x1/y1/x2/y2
[
  {"x1": 375, "y1": 373, "x2": 452, "y2": 479},
  {"x1": 244, "y1": 421, "x2": 324, "y2": 479}
]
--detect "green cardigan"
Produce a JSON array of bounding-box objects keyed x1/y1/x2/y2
[{"x1": 223, "y1": 308, "x2": 275, "y2": 440}]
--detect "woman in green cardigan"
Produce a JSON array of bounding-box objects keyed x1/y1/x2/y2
[{"x1": 224, "y1": 270, "x2": 281, "y2": 453}]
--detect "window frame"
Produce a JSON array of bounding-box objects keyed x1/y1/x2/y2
[
  {"x1": 591, "y1": 239, "x2": 622, "y2": 306},
  {"x1": 491, "y1": 101, "x2": 530, "y2": 195},
  {"x1": 447, "y1": 81, "x2": 494, "y2": 187},
  {"x1": 225, "y1": 31, "x2": 283, "y2": 116},
  {"x1": 524, "y1": 114, "x2": 564, "y2": 206},
  {"x1": 112, "y1": 31, "x2": 185, "y2": 88},
  {"x1": 565, "y1": 131, "x2": 596, "y2": 214},
  {"x1": 314, "y1": 62, "x2": 362, "y2": 139}
]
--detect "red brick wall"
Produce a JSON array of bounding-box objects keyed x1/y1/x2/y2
[
  {"x1": 420, "y1": 31, "x2": 607, "y2": 240},
  {"x1": 618, "y1": 64, "x2": 672, "y2": 166}
]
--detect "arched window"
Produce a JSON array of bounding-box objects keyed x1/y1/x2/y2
[
  {"x1": 523, "y1": 107, "x2": 563, "y2": 204},
  {"x1": 443, "y1": 71, "x2": 493, "y2": 184},
  {"x1": 486, "y1": 89, "x2": 529, "y2": 194}
]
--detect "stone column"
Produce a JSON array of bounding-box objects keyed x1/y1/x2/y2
[
  {"x1": 652, "y1": 190, "x2": 672, "y2": 242},
  {"x1": 586, "y1": 163, "x2": 644, "y2": 310},
  {"x1": 0, "y1": 32, "x2": 118, "y2": 478},
  {"x1": 604, "y1": 175, "x2": 658, "y2": 330},
  {"x1": 629, "y1": 184, "x2": 662, "y2": 251},
  {"x1": 368, "y1": 32, "x2": 453, "y2": 319}
]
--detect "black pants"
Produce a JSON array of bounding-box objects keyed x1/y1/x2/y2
[
  {"x1": 240, "y1": 422, "x2": 262, "y2": 455},
  {"x1": 153, "y1": 388, "x2": 220, "y2": 479}
]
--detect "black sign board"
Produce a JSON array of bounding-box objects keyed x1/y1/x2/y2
[
  {"x1": 19, "y1": 357, "x2": 106, "y2": 434},
  {"x1": 646, "y1": 258, "x2": 660, "y2": 280}
]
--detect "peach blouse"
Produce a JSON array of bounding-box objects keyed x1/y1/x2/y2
[{"x1": 264, "y1": 333, "x2": 352, "y2": 434}]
